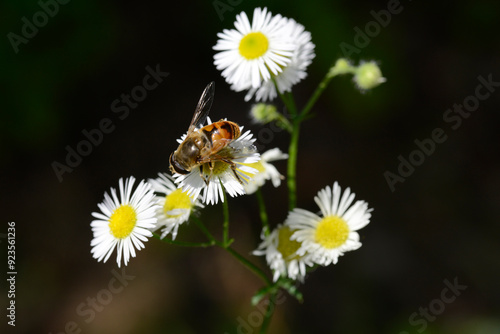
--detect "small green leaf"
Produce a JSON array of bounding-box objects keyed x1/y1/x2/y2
[
  {"x1": 277, "y1": 278, "x2": 304, "y2": 303},
  {"x1": 251, "y1": 286, "x2": 273, "y2": 306}
]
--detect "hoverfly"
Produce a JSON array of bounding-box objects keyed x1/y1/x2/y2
[{"x1": 169, "y1": 82, "x2": 253, "y2": 185}]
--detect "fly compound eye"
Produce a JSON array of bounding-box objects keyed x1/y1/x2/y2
[{"x1": 170, "y1": 153, "x2": 189, "y2": 175}]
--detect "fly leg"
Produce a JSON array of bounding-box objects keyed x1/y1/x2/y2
[
  {"x1": 197, "y1": 156, "x2": 245, "y2": 185},
  {"x1": 199, "y1": 163, "x2": 213, "y2": 185},
  {"x1": 215, "y1": 156, "x2": 245, "y2": 185}
]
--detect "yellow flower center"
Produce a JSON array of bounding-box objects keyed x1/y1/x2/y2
[
  {"x1": 277, "y1": 226, "x2": 302, "y2": 261},
  {"x1": 163, "y1": 189, "x2": 192, "y2": 218},
  {"x1": 239, "y1": 32, "x2": 269, "y2": 60},
  {"x1": 205, "y1": 161, "x2": 230, "y2": 176},
  {"x1": 247, "y1": 161, "x2": 266, "y2": 173},
  {"x1": 202, "y1": 160, "x2": 251, "y2": 183},
  {"x1": 109, "y1": 205, "x2": 137, "y2": 239},
  {"x1": 239, "y1": 161, "x2": 265, "y2": 178},
  {"x1": 314, "y1": 216, "x2": 350, "y2": 249}
]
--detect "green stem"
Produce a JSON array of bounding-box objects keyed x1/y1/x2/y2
[
  {"x1": 287, "y1": 119, "x2": 300, "y2": 210},
  {"x1": 274, "y1": 80, "x2": 298, "y2": 118},
  {"x1": 300, "y1": 71, "x2": 334, "y2": 119},
  {"x1": 221, "y1": 184, "x2": 230, "y2": 246},
  {"x1": 153, "y1": 232, "x2": 215, "y2": 247},
  {"x1": 284, "y1": 91, "x2": 297, "y2": 117},
  {"x1": 274, "y1": 112, "x2": 293, "y2": 133},
  {"x1": 255, "y1": 189, "x2": 270, "y2": 236},
  {"x1": 259, "y1": 290, "x2": 278, "y2": 334},
  {"x1": 223, "y1": 246, "x2": 271, "y2": 285},
  {"x1": 284, "y1": 63, "x2": 345, "y2": 209},
  {"x1": 274, "y1": 81, "x2": 301, "y2": 211},
  {"x1": 192, "y1": 216, "x2": 216, "y2": 243},
  {"x1": 199, "y1": 185, "x2": 268, "y2": 284},
  {"x1": 300, "y1": 59, "x2": 357, "y2": 120},
  {"x1": 155, "y1": 199, "x2": 271, "y2": 289}
]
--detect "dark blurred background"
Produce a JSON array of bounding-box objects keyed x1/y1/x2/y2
[{"x1": 1, "y1": 0, "x2": 500, "y2": 333}]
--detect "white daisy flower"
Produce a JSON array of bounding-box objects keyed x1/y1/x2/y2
[
  {"x1": 90, "y1": 177, "x2": 158, "y2": 267},
  {"x1": 213, "y1": 7, "x2": 295, "y2": 90},
  {"x1": 242, "y1": 147, "x2": 288, "y2": 194},
  {"x1": 148, "y1": 173, "x2": 204, "y2": 240},
  {"x1": 287, "y1": 182, "x2": 372, "y2": 266},
  {"x1": 172, "y1": 120, "x2": 260, "y2": 205},
  {"x1": 243, "y1": 18, "x2": 316, "y2": 102},
  {"x1": 253, "y1": 224, "x2": 313, "y2": 282}
]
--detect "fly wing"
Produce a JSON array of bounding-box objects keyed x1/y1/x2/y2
[
  {"x1": 226, "y1": 131, "x2": 258, "y2": 159},
  {"x1": 187, "y1": 82, "x2": 215, "y2": 134}
]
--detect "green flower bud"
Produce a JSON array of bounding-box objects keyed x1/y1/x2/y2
[
  {"x1": 250, "y1": 103, "x2": 279, "y2": 124},
  {"x1": 328, "y1": 58, "x2": 356, "y2": 78},
  {"x1": 249, "y1": 103, "x2": 292, "y2": 132},
  {"x1": 353, "y1": 61, "x2": 386, "y2": 90}
]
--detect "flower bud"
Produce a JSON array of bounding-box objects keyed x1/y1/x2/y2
[
  {"x1": 353, "y1": 61, "x2": 386, "y2": 90},
  {"x1": 250, "y1": 103, "x2": 279, "y2": 124},
  {"x1": 250, "y1": 103, "x2": 292, "y2": 132},
  {"x1": 328, "y1": 58, "x2": 355, "y2": 77}
]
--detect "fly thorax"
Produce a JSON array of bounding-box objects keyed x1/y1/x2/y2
[{"x1": 178, "y1": 138, "x2": 200, "y2": 166}]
